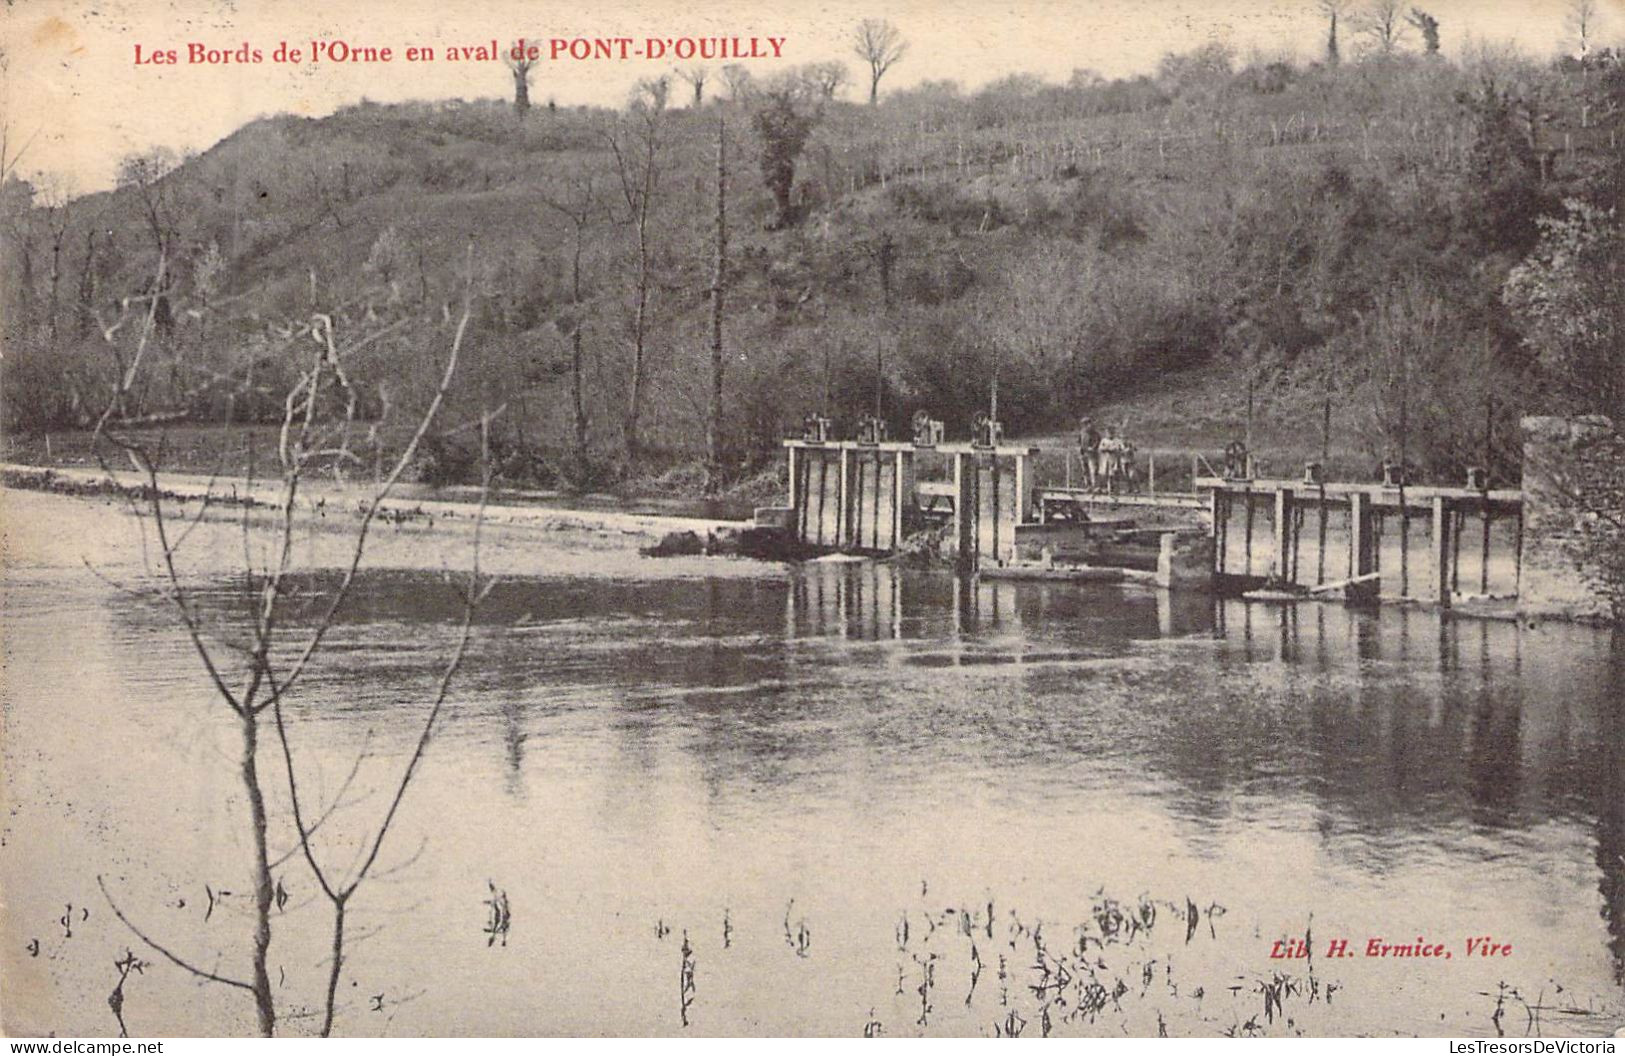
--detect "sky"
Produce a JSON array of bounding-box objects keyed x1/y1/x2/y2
[{"x1": 0, "y1": 0, "x2": 1609, "y2": 194}]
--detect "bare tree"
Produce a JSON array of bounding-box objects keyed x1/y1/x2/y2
[
  {"x1": 90, "y1": 250, "x2": 489, "y2": 1037},
  {"x1": 0, "y1": 170, "x2": 35, "y2": 342},
  {"x1": 541, "y1": 174, "x2": 606, "y2": 472},
  {"x1": 676, "y1": 64, "x2": 708, "y2": 107},
  {"x1": 705, "y1": 115, "x2": 728, "y2": 495},
  {"x1": 719, "y1": 62, "x2": 755, "y2": 101},
  {"x1": 1567, "y1": 0, "x2": 1600, "y2": 63},
  {"x1": 76, "y1": 225, "x2": 99, "y2": 341},
  {"x1": 505, "y1": 40, "x2": 538, "y2": 115},
  {"x1": 1353, "y1": 0, "x2": 1408, "y2": 56},
  {"x1": 852, "y1": 18, "x2": 907, "y2": 105},
  {"x1": 271, "y1": 398, "x2": 494, "y2": 1037},
  {"x1": 602, "y1": 78, "x2": 669, "y2": 459},
  {"x1": 803, "y1": 60, "x2": 851, "y2": 100},
  {"x1": 115, "y1": 148, "x2": 184, "y2": 260},
  {"x1": 1317, "y1": 0, "x2": 1348, "y2": 65},
  {"x1": 37, "y1": 176, "x2": 72, "y2": 353}
]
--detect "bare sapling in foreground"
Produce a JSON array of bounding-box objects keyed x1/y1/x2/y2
[{"x1": 89, "y1": 248, "x2": 495, "y2": 1036}]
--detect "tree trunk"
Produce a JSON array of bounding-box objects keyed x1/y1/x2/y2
[
  {"x1": 16, "y1": 236, "x2": 33, "y2": 334},
  {"x1": 571, "y1": 327, "x2": 588, "y2": 466},
  {"x1": 623, "y1": 272, "x2": 647, "y2": 461},
  {"x1": 240, "y1": 710, "x2": 276, "y2": 1037},
  {"x1": 47, "y1": 225, "x2": 64, "y2": 352},
  {"x1": 623, "y1": 160, "x2": 656, "y2": 461},
  {"x1": 77, "y1": 230, "x2": 96, "y2": 340},
  {"x1": 705, "y1": 116, "x2": 728, "y2": 495},
  {"x1": 319, "y1": 898, "x2": 346, "y2": 1037},
  {"x1": 513, "y1": 69, "x2": 531, "y2": 114}
]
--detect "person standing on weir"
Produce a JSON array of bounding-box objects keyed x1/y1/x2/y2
[
  {"x1": 1079, "y1": 417, "x2": 1102, "y2": 491},
  {"x1": 1102, "y1": 427, "x2": 1128, "y2": 494}
]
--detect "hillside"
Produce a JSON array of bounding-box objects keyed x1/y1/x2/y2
[{"x1": 3, "y1": 44, "x2": 1621, "y2": 493}]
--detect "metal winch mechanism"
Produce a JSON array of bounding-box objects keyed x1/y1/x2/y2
[
  {"x1": 911, "y1": 410, "x2": 944, "y2": 447},
  {"x1": 971, "y1": 412, "x2": 1003, "y2": 450},
  {"x1": 853, "y1": 415, "x2": 888, "y2": 445}
]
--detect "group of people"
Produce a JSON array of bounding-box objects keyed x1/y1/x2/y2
[{"x1": 1077, "y1": 417, "x2": 1136, "y2": 492}]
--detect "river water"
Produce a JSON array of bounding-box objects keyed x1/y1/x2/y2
[{"x1": 2, "y1": 488, "x2": 1622, "y2": 1037}]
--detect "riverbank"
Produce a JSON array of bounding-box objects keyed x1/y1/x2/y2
[
  {"x1": 1, "y1": 461, "x2": 752, "y2": 540},
  {"x1": 0, "y1": 424, "x2": 782, "y2": 519},
  {"x1": 0, "y1": 463, "x2": 782, "y2": 590}
]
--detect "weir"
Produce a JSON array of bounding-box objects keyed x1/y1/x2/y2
[
  {"x1": 772, "y1": 438, "x2": 1529, "y2": 606},
  {"x1": 765, "y1": 417, "x2": 1621, "y2": 622}
]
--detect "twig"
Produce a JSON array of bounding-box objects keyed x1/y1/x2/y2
[{"x1": 97, "y1": 876, "x2": 253, "y2": 993}]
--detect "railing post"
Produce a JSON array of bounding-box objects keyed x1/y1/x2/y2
[
  {"x1": 1433, "y1": 495, "x2": 1452, "y2": 607},
  {"x1": 1350, "y1": 490, "x2": 1373, "y2": 579},
  {"x1": 1014, "y1": 452, "x2": 1032, "y2": 525},
  {"x1": 893, "y1": 449, "x2": 909, "y2": 552},
  {"x1": 838, "y1": 445, "x2": 853, "y2": 549},
  {"x1": 811, "y1": 451, "x2": 829, "y2": 546},
  {"x1": 976, "y1": 455, "x2": 999, "y2": 566},
  {"x1": 1274, "y1": 487, "x2": 1294, "y2": 584},
  {"x1": 954, "y1": 451, "x2": 976, "y2": 571},
  {"x1": 1243, "y1": 489, "x2": 1256, "y2": 577}
]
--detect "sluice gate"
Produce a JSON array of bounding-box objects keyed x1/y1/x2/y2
[
  {"x1": 1195, "y1": 476, "x2": 1525, "y2": 605},
  {"x1": 779, "y1": 439, "x2": 1035, "y2": 568}
]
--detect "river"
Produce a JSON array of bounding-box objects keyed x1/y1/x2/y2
[{"x1": 2, "y1": 488, "x2": 1622, "y2": 1037}]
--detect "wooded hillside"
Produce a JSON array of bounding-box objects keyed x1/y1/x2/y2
[{"x1": 4, "y1": 22, "x2": 1623, "y2": 493}]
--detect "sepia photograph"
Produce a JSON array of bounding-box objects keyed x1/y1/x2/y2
[{"x1": 1, "y1": 0, "x2": 1624, "y2": 1039}]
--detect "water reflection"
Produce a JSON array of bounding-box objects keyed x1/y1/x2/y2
[
  {"x1": 245, "y1": 566, "x2": 1622, "y2": 939},
  {"x1": 188, "y1": 562, "x2": 1622, "y2": 851},
  {"x1": 31, "y1": 556, "x2": 1625, "y2": 1033}
]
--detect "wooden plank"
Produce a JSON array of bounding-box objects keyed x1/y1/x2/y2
[
  {"x1": 1037, "y1": 488, "x2": 1206, "y2": 510},
  {"x1": 1195, "y1": 477, "x2": 1521, "y2": 508},
  {"x1": 980, "y1": 565, "x2": 1126, "y2": 583},
  {"x1": 783, "y1": 440, "x2": 1040, "y2": 457},
  {"x1": 1306, "y1": 572, "x2": 1381, "y2": 595}
]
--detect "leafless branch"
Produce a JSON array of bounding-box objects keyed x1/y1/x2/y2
[{"x1": 97, "y1": 876, "x2": 254, "y2": 993}]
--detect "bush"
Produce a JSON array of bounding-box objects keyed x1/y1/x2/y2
[{"x1": 885, "y1": 181, "x2": 1011, "y2": 230}]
